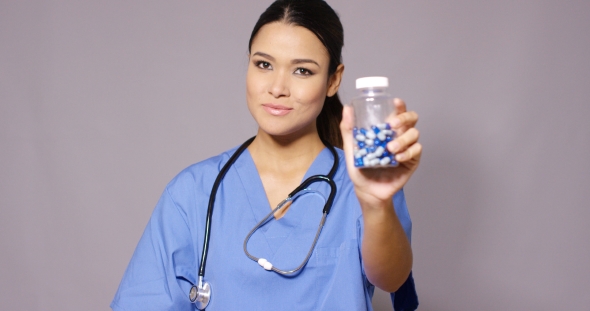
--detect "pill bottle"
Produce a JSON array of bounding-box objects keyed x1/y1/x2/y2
[{"x1": 350, "y1": 76, "x2": 397, "y2": 168}]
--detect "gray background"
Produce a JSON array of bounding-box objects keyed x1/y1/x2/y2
[{"x1": 1, "y1": 0, "x2": 589, "y2": 310}]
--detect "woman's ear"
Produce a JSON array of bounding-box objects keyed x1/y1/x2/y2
[{"x1": 327, "y1": 64, "x2": 345, "y2": 97}]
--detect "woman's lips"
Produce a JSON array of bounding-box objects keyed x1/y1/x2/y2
[{"x1": 262, "y1": 104, "x2": 293, "y2": 116}]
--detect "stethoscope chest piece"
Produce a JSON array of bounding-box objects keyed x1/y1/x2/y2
[{"x1": 190, "y1": 281, "x2": 211, "y2": 310}]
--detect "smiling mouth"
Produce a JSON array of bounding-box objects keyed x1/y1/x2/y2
[{"x1": 262, "y1": 104, "x2": 293, "y2": 116}]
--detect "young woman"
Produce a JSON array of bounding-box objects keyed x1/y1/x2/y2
[{"x1": 112, "y1": 0, "x2": 421, "y2": 310}]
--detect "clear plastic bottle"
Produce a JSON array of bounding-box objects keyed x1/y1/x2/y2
[{"x1": 350, "y1": 76, "x2": 398, "y2": 168}]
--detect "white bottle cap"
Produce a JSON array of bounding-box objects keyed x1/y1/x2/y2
[{"x1": 356, "y1": 76, "x2": 389, "y2": 89}]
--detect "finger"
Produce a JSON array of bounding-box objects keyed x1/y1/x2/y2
[
  {"x1": 340, "y1": 105, "x2": 354, "y2": 132},
  {"x1": 393, "y1": 98, "x2": 407, "y2": 115},
  {"x1": 387, "y1": 128, "x2": 420, "y2": 154},
  {"x1": 387, "y1": 111, "x2": 419, "y2": 132},
  {"x1": 395, "y1": 142, "x2": 422, "y2": 162}
]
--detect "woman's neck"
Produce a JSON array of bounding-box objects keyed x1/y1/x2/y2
[
  {"x1": 248, "y1": 126, "x2": 325, "y2": 216},
  {"x1": 248, "y1": 127, "x2": 325, "y2": 174}
]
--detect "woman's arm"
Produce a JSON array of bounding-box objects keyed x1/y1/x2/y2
[
  {"x1": 340, "y1": 98, "x2": 421, "y2": 292},
  {"x1": 111, "y1": 186, "x2": 196, "y2": 310},
  {"x1": 358, "y1": 194, "x2": 413, "y2": 292}
]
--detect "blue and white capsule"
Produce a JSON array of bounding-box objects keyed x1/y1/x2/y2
[{"x1": 352, "y1": 123, "x2": 397, "y2": 168}]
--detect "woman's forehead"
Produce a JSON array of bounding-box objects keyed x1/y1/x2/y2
[{"x1": 250, "y1": 22, "x2": 329, "y2": 64}]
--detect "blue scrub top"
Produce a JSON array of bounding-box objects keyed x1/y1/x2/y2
[{"x1": 111, "y1": 146, "x2": 417, "y2": 310}]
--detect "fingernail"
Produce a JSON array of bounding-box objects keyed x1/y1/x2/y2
[
  {"x1": 395, "y1": 153, "x2": 405, "y2": 161},
  {"x1": 389, "y1": 141, "x2": 400, "y2": 153},
  {"x1": 391, "y1": 118, "x2": 401, "y2": 128}
]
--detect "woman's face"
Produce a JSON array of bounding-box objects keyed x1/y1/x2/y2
[{"x1": 247, "y1": 22, "x2": 341, "y2": 138}]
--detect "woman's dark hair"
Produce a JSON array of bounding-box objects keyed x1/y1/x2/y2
[{"x1": 248, "y1": 0, "x2": 344, "y2": 148}]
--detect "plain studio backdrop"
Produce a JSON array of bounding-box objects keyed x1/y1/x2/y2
[{"x1": 1, "y1": 0, "x2": 589, "y2": 310}]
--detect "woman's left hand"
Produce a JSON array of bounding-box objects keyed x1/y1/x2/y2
[{"x1": 340, "y1": 98, "x2": 422, "y2": 206}]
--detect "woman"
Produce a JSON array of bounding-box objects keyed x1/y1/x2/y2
[{"x1": 112, "y1": 0, "x2": 421, "y2": 310}]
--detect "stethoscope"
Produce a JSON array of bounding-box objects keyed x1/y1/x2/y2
[{"x1": 189, "y1": 136, "x2": 339, "y2": 310}]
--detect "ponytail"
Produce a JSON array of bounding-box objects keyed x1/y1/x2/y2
[{"x1": 317, "y1": 93, "x2": 343, "y2": 149}]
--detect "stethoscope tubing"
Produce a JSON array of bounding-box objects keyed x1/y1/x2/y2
[
  {"x1": 242, "y1": 174, "x2": 336, "y2": 275},
  {"x1": 198, "y1": 136, "x2": 256, "y2": 278},
  {"x1": 193, "y1": 136, "x2": 338, "y2": 308}
]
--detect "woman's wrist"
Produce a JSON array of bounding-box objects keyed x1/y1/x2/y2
[{"x1": 354, "y1": 187, "x2": 398, "y2": 212}]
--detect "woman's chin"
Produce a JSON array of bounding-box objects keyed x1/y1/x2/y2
[{"x1": 256, "y1": 125, "x2": 310, "y2": 141}]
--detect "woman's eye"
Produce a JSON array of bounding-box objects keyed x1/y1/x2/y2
[
  {"x1": 256, "y1": 61, "x2": 272, "y2": 69},
  {"x1": 295, "y1": 68, "x2": 313, "y2": 76}
]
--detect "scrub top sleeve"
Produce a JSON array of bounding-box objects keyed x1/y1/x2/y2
[{"x1": 111, "y1": 187, "x2": 195, "y2": 311}]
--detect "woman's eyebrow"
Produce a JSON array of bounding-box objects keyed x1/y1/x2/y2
[
  {"x1": 252, "y1": 52, "x2": 275, "y2": 60},
  {"x1": 252, "y1": 52, "x2": 319, "y2": 67},
  {"x1": 291, "y1": 59, "x2": 320, "y2": 67}
]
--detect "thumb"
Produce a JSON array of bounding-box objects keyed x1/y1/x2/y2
[{"x1": 340, "y1": 105, "x2": 355, "y2": 168}]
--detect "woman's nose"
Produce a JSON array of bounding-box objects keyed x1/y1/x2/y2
[{"x1": 268, "y1": 72, "x2": 290, "y2": 98}]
